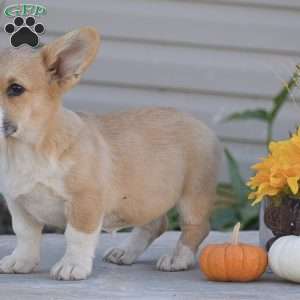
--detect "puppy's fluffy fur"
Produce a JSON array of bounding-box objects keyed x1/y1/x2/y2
[{"x1": 0, "y1": 28, "x2": 221, "y2": 280}]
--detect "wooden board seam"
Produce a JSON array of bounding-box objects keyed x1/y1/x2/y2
[{"x1": 81, "y1": 80, "x2": 290, "y2": 102}]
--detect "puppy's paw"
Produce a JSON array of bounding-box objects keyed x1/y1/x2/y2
[
  {"x1": 103, "y1": 247, "x2": 137, "y2": 265},
  {"x1": 156, "y1": 253, "x2": 195, "y2": 272},
  {"x1": 0, "y1": 254, "x2": 39, "y2": 273},
  {"x1": 50, "y1": 257, "x2": 92, "y2": 280}
]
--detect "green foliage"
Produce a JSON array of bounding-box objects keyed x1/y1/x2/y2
[
  {"x1": 0, "y1": 194, "x2": 13, "y2": 234},
  {"x1": 224, "y1": 109, "x2": 270, "y2": 123},
  {"x1": 211, "y1": 149, "x2": 259, "y2": 230},
  {"x1": 224, "y1": 149, "x2": 249, "y2": 205},
  {"x1": 271, "y1": 71, "x2": 299, "y2": 120},
  {"x1": 225, "y1": 70, "x2": 299, "y2": 126},
  {"x1": 168, "y1": 208, "x2": 180, "y2": 230},
  {"x1": 225, "y1": 69, "x2": 300, "y2": 144},
  {"x1": 214, "y1": 68, "x2": 300, "y2": 231}
]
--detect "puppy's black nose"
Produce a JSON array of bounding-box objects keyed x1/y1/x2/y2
[{"x1": 3, "y1": 120, "x2": 17, "y2": 137}]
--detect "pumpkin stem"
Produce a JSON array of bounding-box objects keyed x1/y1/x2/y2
[{"x1": 231, "y1": 222, "x2": 241, "y2": 245}]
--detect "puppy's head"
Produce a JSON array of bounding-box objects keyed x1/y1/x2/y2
[{"x1": 0, "y1": 27, "x2": 100, "y2": 143}]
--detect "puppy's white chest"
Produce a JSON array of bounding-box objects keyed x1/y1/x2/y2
[
  {"x1": 0, "y1": 141, "x2": 70, "y2": 227},
  {"x1": 21, "y1": 183, "x2": 66, "y2": 228},
  {"x1": 0, "y1": 140, "x2": 67, "y2": 193}
]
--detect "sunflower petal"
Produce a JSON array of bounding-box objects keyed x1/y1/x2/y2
[{"x1": 287, "y1": 177, "x2": 300, "y2": 194}]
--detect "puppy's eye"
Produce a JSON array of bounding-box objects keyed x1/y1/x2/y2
[{"x1": 7, "y1": 84, "x2": 25, "y2": 97}]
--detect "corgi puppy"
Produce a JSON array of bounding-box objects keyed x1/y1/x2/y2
[{"x1": 0, "y1": 28, "x2": 221, "y2": 280}]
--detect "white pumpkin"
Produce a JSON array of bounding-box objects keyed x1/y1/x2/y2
[{"x1": 269, "y1": 235, "x2": 300, "y2": 282}]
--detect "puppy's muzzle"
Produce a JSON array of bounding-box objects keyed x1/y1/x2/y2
[{"x1": 3, "y1": 119, "x2": 17, "y2": 137}]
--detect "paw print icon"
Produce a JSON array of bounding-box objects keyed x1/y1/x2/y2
[{"x1": 5, "y1": 16, "x2": 45, "y2": 48}]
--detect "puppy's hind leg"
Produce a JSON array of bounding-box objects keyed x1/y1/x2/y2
[
  {"x1": 156, "y1": 191, "x2": 213, "y2": 272},
  {"x1": 157, "y1": 139, "x2": 219, "y2": 272},
  {"x1": 103, "y1": 215, "x2": 168, "y2": 265}
]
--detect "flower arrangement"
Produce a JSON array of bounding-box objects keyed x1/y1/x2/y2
[{"x1": 248, "y1": 128, "x2": 300, "y2": 205}]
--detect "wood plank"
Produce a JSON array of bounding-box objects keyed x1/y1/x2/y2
[
  {"x1": 2, "y1": 0, "x2": 299, "y2": 54},
  {"x1": 85, "y1": 40, "x2": 300, "y2": 98},
  {"x1": 198, "y1": 0, "x2": 300, "y2": 10}
]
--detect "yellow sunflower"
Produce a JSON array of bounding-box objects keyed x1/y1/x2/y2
[{"x1": 248, "y1": 128, "x2": 300, "y2": 205}]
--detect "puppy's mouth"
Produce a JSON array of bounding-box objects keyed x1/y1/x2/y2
[{"x1": 3, "y1": 119, "x2": 17, "y2": 137}]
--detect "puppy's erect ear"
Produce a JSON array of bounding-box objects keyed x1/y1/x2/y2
[{"x1": 42, "y1": 27, "x2": 100, "y2": 92}]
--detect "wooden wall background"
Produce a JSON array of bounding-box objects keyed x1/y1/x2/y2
[{"x1": 1, "y1": 0, "x2": 300, "y2": 182}]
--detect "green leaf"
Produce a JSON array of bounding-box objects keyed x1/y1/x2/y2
[
  {"x1": 167, "y1": 208, "x2": 180, "y2": 230},
  {"x1": 224, "y1": 109, "x2": 270, "y2": 123},
  {"x1": 239, "y1": 204, "x2": 259, "y2": 229},
  {"x1": 270, "y1": 70, "x2": 299, "y2": 122},
  {"x1": 217, "y1": 183, "x2": 235, "y2": 198},
  {"x1": 211, "y1": 207, "x2": 238, "y2": 231},
  {"x1": 240, "y1": 204, "x2": 258, "y2": 220},
  {"x1": 224, "y1": 149, "x2": 250, "y2": 205}
]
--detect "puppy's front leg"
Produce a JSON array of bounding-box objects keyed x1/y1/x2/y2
[
  {"x1": 51, "y1": 194, "x2": 102, "y2": 281},
  {"x1": 0, "y1": 199, "x2": 43, "y2": 273}
]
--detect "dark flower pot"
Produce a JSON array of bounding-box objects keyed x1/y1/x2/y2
[{"x1": 264, "y1": 196, "x2": 300, "y2": 250}]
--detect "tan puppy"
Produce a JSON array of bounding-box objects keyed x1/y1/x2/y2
[{"x1": 0, "y1": 28, "x2": 221, "y2": 280}]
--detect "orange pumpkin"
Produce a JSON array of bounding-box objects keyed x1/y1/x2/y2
[{"x1": 199, "y1": 222, "x2": 268, "y2": 282}]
